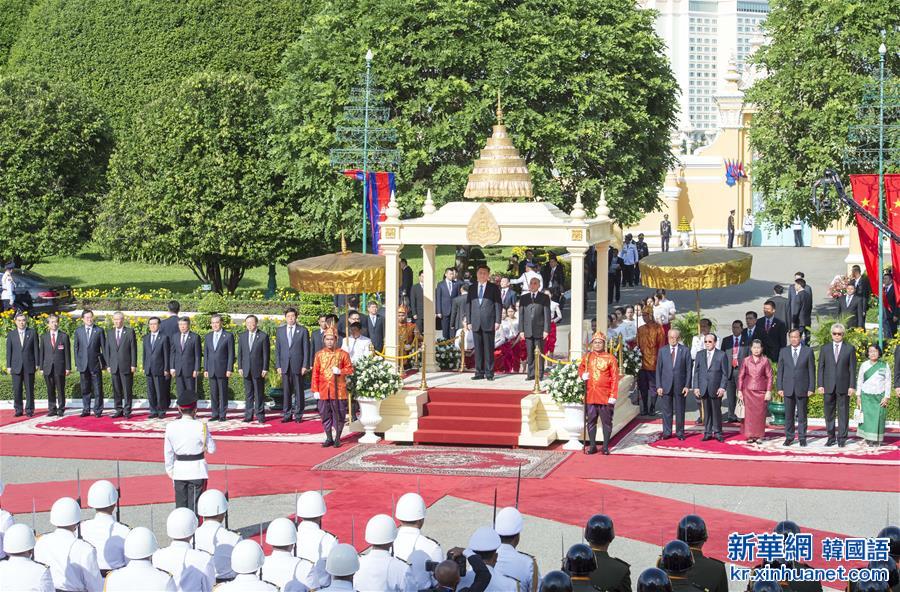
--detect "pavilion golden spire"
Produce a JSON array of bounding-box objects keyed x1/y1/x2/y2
[{"x1": 463, "y1": 91, "x2": 533, "y2": 201}]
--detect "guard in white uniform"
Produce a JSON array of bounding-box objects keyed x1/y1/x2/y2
[
  {"x1": 80, "y1": 479, "x2": 130, "y2": 574},
  {"x1": 261, "y1": 517, "x2": 308, "y2": 590},
  {"x1": 214, "y1": 539, "x2": 278, "y2": 591},
  {"x1": 164, "y1": 389, "x2": 216, "y2": 512},
  {"x1": 0, "y1": 480, "x2": 14, "y2": 561},
  {"x1": 104, "y1": 527, "x2": 176, "y2": 591},
  {"x1": 295, "y1": 491, "x2": 338, "y2": 563},
  {"x1": 317, "y1": 544, "x2": 359, "y2": 592},
  {"x1": 393, "y1": 492, "x2": 442, "y2": 590},
  {"x1": 153, "y1": 507, "x2": 216, "y2": 592},
  {"x1": 33, "y1": 497, "x2": 103, "y2": 592},
  {"x1": 494, "y1": 507, "x2": 539, "y2": 592},
  {"x1": 457, "y1": 527, "x2": 521, "y2": 592},
  {"x1": 0, "y1": 523, "x2": 54, "y2": 592},
  {"x1": 195, "y1": 489, "x2": 242, "y2": 583},
  {"x1": 354, "y1": 514, "x2": 413, "y2": 592}
]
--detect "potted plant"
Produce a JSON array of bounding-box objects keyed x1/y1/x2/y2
[
  {"x1": 435, "y1": 341, "x2": 461, "y2": 371},
  {"x1": 767, "y1": 360, "x2": 785, "y2": 426},
  {"x1": 547, "y1": 362, "x2": 586, "y2": 450},
  {"x1": 353, "y1": 355, "x2": 403, "y2": 443}
]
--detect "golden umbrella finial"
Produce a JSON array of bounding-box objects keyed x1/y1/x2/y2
[
  {"x1": 496, "y1": 89, "x2": 503, "y2": 125},
  {"x1": 340, "y1": 230, "x2": 349, "y2": 254}
]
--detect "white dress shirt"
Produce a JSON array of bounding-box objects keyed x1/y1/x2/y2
[
  {"x1": 262, "y1": 549, "x2": 304, "y2": 590},
  {"x1": 164, "y1": 415, "x2": 216, "y2": 480},
  {"x1": 80, "y1": 512, "x2": 130, "y2": 570},
  {"x1": 690, "y1": 333, "x2": 720, "y2": 360},
  {"x1": 353, "y1": 548, "x2": 412, "y2": 592},
  {"x1": 214, "y1": 573, "x2": 279, "y2": 591},
  {"x1": 0, "y1": 554, "x2": 54, "y2": 591},
  {"x1": 194, "y1": 519, "x2": 241, "y2": 581},
  {"x1": 33, "y1": 528, "x2": 103, "y2": 592},
  {"x1": 152, "y1": 540, "x2": 216, "y2": 592},
  {"x1": 103, "y1": 558, "x2": 176, "y2": 592},
  {"x1": 509, "y1": 270, "x2": 543, "y2": 291},
  {"x1": 342, "y1": 335, "x2": 373, "y2": 364},
  {"x1": 393, "y1": 526, "x2": 442, "y2": 563},
  {"x1": 496, "y1": 543, "x2": 538, "y2": 592},
  {"x1": 316, "y1": 580, "x2": 356, "y2": 592},
  {"x1": 295, "y1": 521, "x2": 337, "y2": 564}
]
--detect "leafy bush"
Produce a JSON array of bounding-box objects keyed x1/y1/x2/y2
[
  {"x1": 547, "y1": 363, "x2": 584, "y2": 404},
  {"x1": 197, "y1": 293, "x2": 229, "y2": 315},
  {"x1": 0, "y1": 0, "x2": 35, "y2": 66}
]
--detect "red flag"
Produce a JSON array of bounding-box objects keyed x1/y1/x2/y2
[
  {"x1": 849, "y1": 174, "x2": 882, "y2": 296},
  {"x1": 885, "y1": 175, "x2": 900, "y2": 295}
]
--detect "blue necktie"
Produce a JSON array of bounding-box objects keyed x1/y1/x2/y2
[{"x1": 478, "y1": 285, "x2": 484, "y2": 301}]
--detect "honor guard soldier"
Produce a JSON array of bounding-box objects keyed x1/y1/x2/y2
[
  {"x1": 104, "y1": 527, "x2": 176, "y2": 591},
  {"x1": 319, "y1": 544, "x2": 360, "y2": 592},
  {"x1": 164, "y1": 389, "x2": 217, "y2": 512},
  {"x1": 0, "y1": 523, "x2": 54, "y2": 592},
  {"x1": 295, "y1": 491, "x2": 338, "y2": 565},
  {"x1": 677, "y1": 515, "x2": 726, "y2": 592},
  {"x1": 214, "y1": 540, "x2": 278, "y2": 591},
  {"x1": 196, "y1": 489, "x2": 242, "y2": 583},
  {"x1": 542, "y1": 570, "x2": 575, "y2": 592},
  {"x1": 397, "y1": 305, "x2": 419, "y2": 370},
  {"x1": 563, "y1": 543, "x2": 599, "y2": 591},
  {"x1": 584, "y1": 514, "x2": 630, "y2": 592},
  {"x1": 637, "y1": 568, "x2": 673, "y2": 592},
  {"x1": 262, "y1": 517, "x2": 307, "y2": 590},
  {"x1": 354, "y1": 514, "x2": 412, "y2": 592},
  {"x1": 0, "y1": 480, "x2": 13, "y2": 560},
  {"x1": 495, "y1": 507, "x2": 540, "y2": 592},
  {"x1": 311, "y1": 328, "x2": 354, "y2": 447},
  {"x1": 770, "y1": 520, "x2": 822, "y2": 592},
  {"x1": 879, "y1": 526, "x2": 900, "y2": 562},
  {"x1": 153, "y1": 507, "x2": 216, "y2": 592},
  {"x1": 579, "y1": 332, "x2": 620, "y2": 454},
  {"x1": 394, "y1": 492, "x2": 442, "y2": 563},
  {"x1": 81, "y1": 480, "x2": 130, "y2": 576},
  {"x1": 658, "y1": 541, "x2": 704, "y2": 592},
  {"x1": 33, "y1": 497, "x2": 103, "y2": 592},
  {"x1": 458, "y1": 526, "x2": 521, "y2": 592},
  {"x1": 750, "y1": 582, "x2": 783, "y2": 592}
]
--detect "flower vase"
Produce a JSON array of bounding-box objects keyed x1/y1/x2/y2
[
  {"x1": 356, "y1": 397, "x2": 383, "y2": 443},
  {"x1": 561, "y1": 403, "x2": 585, "y2": 450}
]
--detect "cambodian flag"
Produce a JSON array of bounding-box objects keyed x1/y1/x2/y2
[{"x1": 342, "y1": 170, "x2": 396, "y2": 252}]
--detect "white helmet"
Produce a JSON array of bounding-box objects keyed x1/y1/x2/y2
[
  {"x1": 468, "y1": 526, "x2": 501, "y2": 553},
  {"x1": 3, "y1": 523, "x2": 36, "y2": 554},
  {"x1": 124, "y1": 527, "x2": 158, "y2": 560},
  {"x1": 197, "y1": 489, "x2": 228, "y2": 517},
  {"x1": 365, "y1": 514, "x2": 397, "y2": 545},
  {"x1": 166, "y1": 507, "x2": 199, "y2": 540},
  {"x1": 296, "y1": 491, "x2": 326, "y2": 519},
  {"x1": 87, "y1": 480, "x2": 119, "y2": 509},
  {"x1": 395, "y1": 492, "x2": 426, "y2": 522},
  {"x1": 50, "y1": 497, "x2": 82, "y2": 527},
  {"x1": 494, "y1": 507, "x2": 524, "y2": 536},
  {"x1": 326, "y1": 543, "x2": 360, "y2": 577},
  {"x1": 266, "y1": 517, "x2": 297, "y2": 547},
  {"x1": 231, "y1": 539, "x2": 265, "y2": 574}
]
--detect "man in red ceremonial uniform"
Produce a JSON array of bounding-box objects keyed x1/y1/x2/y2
[
  {"x1": 579, "y1": 332, "x2": 620, "y2": 455},
  {"x1": 311, "y1": 328, "x2": 354, "y2": 448}
]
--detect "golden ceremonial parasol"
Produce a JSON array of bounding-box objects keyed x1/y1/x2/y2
[{"x1": 287, "y1": 234, "x2": 385, "y2": 295}]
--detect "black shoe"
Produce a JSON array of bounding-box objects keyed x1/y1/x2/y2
[
  {"x1": 701, "y1": 435, "x2": 712, "y2": 442},
  {"x1": 124, "y1": 413, "x2": 132, "y2": 419},
  {"x1": 333, "y1": 440, "x2": 342, "y2": 448},
  {"x1": 716, "y1": 435, "x2": 725, "y2": 443},
  {"x1": 258, "y1": 418, "x2": 266, "y2": 425},
  {"x1": 586, "y1": 445, "x2": 597, "y2": 455},
  {"x1": 694, "y1": 417, "x2": 703, "y2": 425},
  {"x1": 157, "y1": 412, "x2": 165, "y2": 419},
  {"x1": 13, "y1": 412, "x2": 22, "y2": 417},
  {"x1": 825, "y1": 438, "x2": 836, "y2": 447},
  {"x1": 660, "y1": 434, "x2": 672, "y2": 440},
  {"x1": 677, "y1": 435, "x2": 685, "y2": 441},
  {"x1": 80, "y1": 411, "x2": 90, "y2": 417},
  {"x1": 94, "y1": 413, "x2": 103, "y2": 418},
  {"x1": 838, "y1": 440, "x2": 846, "y2": 448},
  {"x1": 321, "y1": 439, "x2": 334, "y2": 447},
  {"x1": 26, "y1": 411, "x2": 34, "y2": 417},
  {"x1": 602, "y1": 448, "x2": 610, "y2": 455},
  {"x1": 112, "y1": 411, "x2": 124, "y2": 418},
  {"x1": 486, "y1": 375, "x2": 495, "y2": 381},
  {"x1": 242, "y1": 418, "x2": 252, "y2": 423},
  {"x1": 295, "y1": 417, "x2": 303, "y2": 423},
  {"x1": 218, "y1": 417, "x2": 227, "y2": 422},
  {"x1": 799, "y1": 439, "x2": 807, "y2": 447},
  {"x1": 526, "y1": 376, "x2": 534, "y2": 381},
  {"x1": 471, "y1": 375, "x2": 484, "y2": 381},
  {"x1": 281, "y1": 417, "x2": 291, "y2": 423},
  {"x1": 783, "y1": 438, "x2": 794, "y2": 446}
]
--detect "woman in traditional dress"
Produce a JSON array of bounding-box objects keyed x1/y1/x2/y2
[
  {"x1": 737, "y1": 339, "x2": 772, "y2": 443},
  {"x1": 856, "y1": 343, "x2": 891, "y2": 446}
]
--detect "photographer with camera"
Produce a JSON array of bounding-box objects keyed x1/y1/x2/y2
[
  {"x1": 445, "y1": 527, "x2": 520, "y2": 592},
  {"x1": 419, "y1": 545, "x2": 490, "y2": 592}
]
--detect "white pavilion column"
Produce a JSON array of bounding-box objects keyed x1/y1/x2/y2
[
  {"x1": 382, "y1": 243, "x2": 400, "y2": 360},
  {"x1": 421, "y1": 244, "x2": 437, "y2": 371},
  {"x1": 595, "y1": 241, "x2": 610, "y2": 333},
  {"x1": 569, "y1": 246, "x2": 586, "y2": 360}
]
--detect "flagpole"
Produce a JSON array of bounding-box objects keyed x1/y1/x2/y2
[
  {"x1": 877, "y1": 35, "x2": 886, "y2": 345},
  {"x1": 361, "y1": 49, "x2": 373, "y2": 310}
]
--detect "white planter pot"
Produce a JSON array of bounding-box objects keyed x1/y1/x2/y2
[
  {"x1": 561, "y1": 402, "x2": 585, "y2": 451},
  {"x1": 356, "y1": 397, "x2": 383, "y2": 444}
]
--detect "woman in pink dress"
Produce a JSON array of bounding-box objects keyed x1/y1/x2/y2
[{"x1": 737, "y1": 339, "x2": 773, "y2": 442}]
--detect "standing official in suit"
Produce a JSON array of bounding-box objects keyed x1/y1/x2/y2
[
  {"x1": 660, "y1": 214, "x2": 672, "y2": 252},
  {"x1": 75, "y1": 310, "x2": 106, "y2": 417},
  {"x1": 850, "y1": 265, "x2": 870, "y2": 311},
  {"x1": 541, "y1": 254, "x2": 566, "y2": 292},
  {"x1": 143, "y1": 317, "x2": 170, "y2": 419},
  {"x1": 363, "y1": 300, "x2": 385, "y2": 353},
  {"x1": 759, "y1": 301, "x2": 787, "y2": 362},
  {"x1": 40, "y1": 314, "x2": 71, "y2": 416},
  {"x1": 467, "y1": 265, "x2": 503, "y2": 381},
  {"x1": 693, "y1": 334, "x2": 729, "y2": 441},
  {"x1": 777, "y1": 330, "x2": 816, "y2": 446},
  {"x1": 204, "y1": 314, "x2": 234, "y2": 422},
  {"x1": 771, "y1": 285, "x2": 790, "y2": 328},
  {"x1": 311, "y1": 314, "x2": 328, "y2": 358},
  {"x1": 238, "y1": 315, "x2": 269, "y2": 424},
  {"x1": 436, "y1": 268, "x2": 460, "y2": 339},
  {"x1": 720, "y1": 321, "x2": 750, "y2": 423},
  {"x1": 519, "y1": 278, "x2": 551, "y2": 381},
  {"x1": 409, "y1": 272, "x2": 425, "y2": 333},
  {"x1": 838, "y1": 284, "x2": 865, "y2": 328},
  {"x1": 399, "y1": 258, "x2": 413, "y2": 303},
  {"x1": 6, "y1": 313, "x2": 39, "y2": 417},
  {"x1": 790, "y1": 278, "x2": 813, "y2": 343},
  {"x1": 450, "y1": 285, "x2": 469, "y2": 334},
  {"x1": 275, "y1": 307, "x2": 310, "y2": 423},
  {"x1": 105, "y1": 312, "x2": 138, "y2": 418},
  {"x1": 499, "y1": 277, "x2": 517, "y2": 309},
  {"x1": 170, "y1": 317, "x2": 201, "y2": 412},
  {"x1": 158, "y1": 301, "x2": 182, "y2": 412},
  {"x1": 882, "y1": 272, "x2": 899, "y2": 338},
  {"x1": 817, "y1": 323, "x2": 856, "y2": 447},
  {"x1": 655, "y1": 329, "x2": 693, "y2": 440},
  {"x1": 727, "y1": 210, "x2": 735, "y2": 249}
]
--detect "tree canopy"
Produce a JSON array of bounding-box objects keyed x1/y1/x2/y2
[
  {"x1": 0, "y1": 0, "x2": 36, "y2": 67},
  {"x1": 270, "y1": 0, "x2": 679, "y2": 248},
  {"x1": 746, "y1": 0, "x2": 900, "y2": 230}
]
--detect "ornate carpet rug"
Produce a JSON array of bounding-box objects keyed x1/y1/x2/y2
[{"x1": 313, "y1": 444, "x2": 571, "y2": 478}]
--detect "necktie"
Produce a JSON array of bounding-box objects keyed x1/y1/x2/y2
[
  {"x1": 19, "y1": 331, "x2": 24, "y2": 347},
  {"x1": 181, "y1": 334, "x2": 186, "y2": 349},
  {"x1": 846, "y1": 296, "x2": 851, "y2": 307},
  {"x1": 86, "y1": 327, "x2": 92, "y2": 341},
  {"x1": 51, "y1": 332, "x2": 56, "y2": 349},
  {"x1": 249, "y1": 332, "x2": 255, "y2": 349},
  {"x1": 151, "y1": 334, "x2": 156, "y2": 349},
  {"x1": 532, "y1": 292, "x2": 536, "y2": 303},
  {"x1": 478, "y1": 284, "x2": 484, "y2": 301},
  {"x1": 288, "y1": 327, "x2": 294, "y2": 347},
  {"x1": 116, "y1": 329, "x2": 121, "y2": 345},
  {"x1": 792, "y1": 348, "x2": 798, "y2": 364},
  {"x1": 834, "y1": 343, "x2": 839, "y2": 362},
  {"x1": 707, "y1": 350, "x2": 713, "y2": 368},
  {"x1": 213, "y1": 332, "x2": 219, "y2": 350},
  {"x1": 766, "y1": 318, "x2": 772, "y2": 331},
  {"x1": 671, "y1": 346, "x2": 676, "y2": 367},
  {"x1": 732, "y1": 341, "x2": 739, "y2": 367}
]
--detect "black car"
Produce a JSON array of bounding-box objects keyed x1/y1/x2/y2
[{"x1": 7, "y1": 269, "x2": 76, "y2": 314}]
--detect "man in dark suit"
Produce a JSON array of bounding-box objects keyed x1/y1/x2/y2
[
  {"x1": 776, "y1": 329, "x2": 816, "y2": 446},
  {"x1": 363, "y1": 300, "x2": 385, "y2": 353},
  {"x1": 238, "y1": 314, "x2": 270, "y2": 424},
  {"x1": 727, "y1": 210, "x2": 735, "y2": 248},
  {"x1": 169, "y1": 316, "x2": 201, "y2": 413},
  {"x1": 720, "y1": 320, "x2": 751, "y2": 423},
  {"x1": 6, "y1": 313, "x2": 39, "y2": 417},
  {"x1": 655, "y1": 328, "x2": 693, "y2": 440},
  {"x1": 40, "y1": 314, "x2": 71, "y2": 416},
  {"x1": 105, "y1": 312, "x2": 138, "y2": 418},
  {"x1": 436, "y1": 267, "x2": 460, "y2": 339},
  {"x1": 790, "y1": 278, "x2": 813, "y2": 342},
  {"x1": 518, "y1": 249, "x2": 536, "y2": 275},
  {"x1": 203, "y1": 314, "x2": 234, "y2": 421},
  {"x1": 74, "y1": 309, "x2": 106, "y2": 417},
  {"x1": 142, "y1": 316, "x2": 170, "y2": 419},
  {"x1": 499, "y1": 277, "x2": 517, "y2": 309},
  {"x1": 541, "y1": 254, "x2": 566, "y2": 292},
  {"x1": 881, "y1": 272, "x2": 899, "y2": 338},
  {"x1": 311, "y1": 314, "x2": 328, "y2": 358},
  {"x1": 467, "y1": 265, "x2": 503, "y2": 381},
  {"x1": 518, "y1": 278, "x2": 551, "y2": 381},
  {"x1": 772, "y1": 284, "x2": 790, "y2": 327},
  {"x1": 399, "y1": 258, "x2": 413, "y2": 304},
  {"x1": 450, "y1": 285, "x2": 469, "y2": 334},
  {"x1": 158, "y1": 300, "x2": 182, "y2": 411},
  {"x1": 409, "y1": 272, "x2": 425, "y2": 333},
  {"x1": 744, "y1": 311, "x2": 760, "y2": 343},
  {"x1": 838, "y1": 283, "x2": 865, "y2": 328},
  {"x1": 850, "y1": 265, "x2": 870, "y2": 311},
  {"x1": 275, "y1": 307, "x2": 310, "y2": 423},
  {"x1": 692, "y1": 333, "x2": 729, "y2": 442},
  {"x1": 759, "y1": 300, "x2": 787, "y2": 362},
  {"x1": 817, "y1": 323, "x2": 856, "y2": 447},
  {"x1": 786, "y1": 272, "x2": 812, "y2": 323}
]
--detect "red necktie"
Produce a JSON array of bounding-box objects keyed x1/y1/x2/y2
[
  {"x1": 732, "y1": 341, "x2": 739, "y2": 367},
  {"x1": 51, "y1": 333, "x2": 56, "y2": 349}
]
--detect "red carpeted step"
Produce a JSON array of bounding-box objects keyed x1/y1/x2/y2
[
  {"x1": 418, "y1": 415, "x2": 522, "y2": 433},
  {"x1": 413, "y1": 387, "x2": 529, "y2": 446},
  {"x1": 425, "y1": 388, "x2": 531, "y2": 405},
  {"x1": 412, "y1": 429, "x2": 518, "y2": 446},
  {"x1": 422, "y1": 401, "x2": 522, "y2": 419}
]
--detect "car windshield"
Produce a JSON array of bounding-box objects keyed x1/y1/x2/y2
[{"x1": 12, "y1": 270, "x2": 51, "y2": 284}]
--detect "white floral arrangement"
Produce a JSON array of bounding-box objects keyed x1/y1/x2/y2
[
  {"x1": 435, "y1": 342, "x2": 461, "y2": 370},
  {"x1": 622, "y1": 347, "x2": 642, "y2": 377},
  {"x1": 546, "y1": 362, "x2": 584, "y2": 404},
  {"x1": 353, "y1": 355, "x2": 402, "y2": 400}
]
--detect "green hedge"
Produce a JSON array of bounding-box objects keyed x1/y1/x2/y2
[{"x1": 77, "y1": 297, "x2": 327, "y2": 319}]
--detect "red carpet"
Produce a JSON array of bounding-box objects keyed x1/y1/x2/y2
[{"x1": 414, "y1": 388, "x2": 528, "y2": 446}]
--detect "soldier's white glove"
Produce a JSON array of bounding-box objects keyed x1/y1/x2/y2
[
  {"x1": 332, "y1": 367, "x2": 341, "y2": 375},
  {"x1": 581, "y1": 372, "x2": 590, "y2": 381},
  {"x1": 608, "y1": 398, "x2": 617, "y2": 404},
  {"x1": 313, "y1": 392, "x2": 321, "y2": 399}
]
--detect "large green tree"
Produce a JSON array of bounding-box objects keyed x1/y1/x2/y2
[
  {"x1": 746, "y1": 0, "x2": 899, "y2": 230},
  {"x1": 0, "y1": 74, "x2": 112, "y2": 267},
  {"x1": 270, "y1": 0, "x2": 678, "y2": 246},
  {"x1": 97, "y1": 72, "x2": 300, "y2": 294},
  {"x1": 0, "y1": 0, "x2": 36, "y2": 67}
]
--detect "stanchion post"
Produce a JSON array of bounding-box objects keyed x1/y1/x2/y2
[
  {"x1": 617, "y1": 334, "x2": 624, "y2": 368},
  {"x1": 458, "y1": 327, "x2": 466, "y2": 373},
  {"x1": 419, "y1": 344, "x2": 428, "y2": 390}
]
